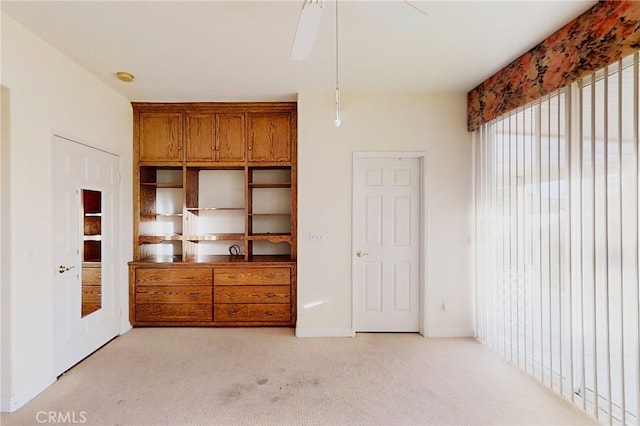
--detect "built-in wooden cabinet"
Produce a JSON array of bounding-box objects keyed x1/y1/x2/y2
[
  {"x1": 129, "y1": 263, "x2": 296, "y2": 326},
  {"x1": 133, "y1": 268, "x2": 213, "y2": 323},
  {"x1": 216, "y1": 113, "x2": 246, "y2": 162},
  {"x1": 213, "y1": 267, "x2": 292, "y2": 322},
  {"x1": 139, "y1": 112, "x2": 183, "y2": 163},
  {"x1": 130, "y1": 102, "x2": 296, "y2": 326},
  {"x1": 185, "y1": 114, "x2": 216, "y2": 162},
  {"x1": 185, "y1": 113, "x2": 246, "y2": 163},
  {"x1": 247, "y1": 112, "x2": 292, "y2": 162}
]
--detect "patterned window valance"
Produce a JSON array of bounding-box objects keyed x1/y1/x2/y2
[{"x1": 467, "y1": 0, "x2": 640, "y2": 132}]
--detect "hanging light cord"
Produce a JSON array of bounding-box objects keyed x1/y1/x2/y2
[
  {"x1": 334, "y1": 0, "x2": 342, "y2": 127},
  {"x1": 335, "y1": 0, "x2": 339, "y2": 91}
]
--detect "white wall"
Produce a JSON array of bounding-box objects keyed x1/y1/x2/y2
[
  {"x1": 0, "y1": 13, "x2": 132, "y2": 411},
  {"x1": 296, "y1": 92, "x2": 473, "y2": 337},
  {"x1": 0, "y1": 11, "x2": 474, "y2": 411}
]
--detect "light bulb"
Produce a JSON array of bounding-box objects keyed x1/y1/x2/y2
[{"x1": 334, "y1": 87, "x2": 341, "y2": 127}]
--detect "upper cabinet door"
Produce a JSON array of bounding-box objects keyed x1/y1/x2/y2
[
  {"x1": 186, "y1": 114, "x2": 216, "y2": 162},
  {"x1": 139, "y1": 113, "x2": 183, "y2": 162},
  {"x1": 216, "y1": 113, "x2": 246, "y2": 163},
  {"x1": 247, "y1": 112, "x2": 291, "y2": 163}
]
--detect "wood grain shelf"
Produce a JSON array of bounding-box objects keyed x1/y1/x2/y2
[
  {"x1": 249, "y1": 183, "x2": 291, "y2": 188},
  {"x1": 248, "y1": 234, "x2": 292, "y2": 244},
  {"x1": 185, "y1": 233, "x2": 245, "y2": 241},
  {"x1": 139, "y1": 234, "x2": 183, "y2": 243},
  {"x1": 186, "y1": 207, "x2": 244, "y2": 211},
  {"x1": 140, "y1": 182, "x2": 183, "y2": 188},
  {"x1": 141, "y1": 213, "x2": 183, "y2": 217}
]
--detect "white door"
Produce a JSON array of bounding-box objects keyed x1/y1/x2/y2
[
  {"x1": 353, "y1": 155, "x2": 421, "y2": 332},
  {"x1": 53, "y1": 136, "x2": 120, "y2": 376}
]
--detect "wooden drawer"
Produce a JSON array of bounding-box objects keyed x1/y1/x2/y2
[
  {"x1": 214, "y1": 303, "x2": 290, "y2": 322},
  {"x1": 214, "y1": 267, "x2": 290, "y2": 285},
  {"x1": 82, "y1": 267, "x2": 101, "y2": 284},
  {"x1": 213, "y1": 285, "x2": 289, "y2": 304},
  {"x1": 136, "y1": 303, "x2": 212, "y2": 322},
  {"x1": 136, "y1": 268, "x2": 212, "y2": 285},
  {"x1": 137, "y1": 285, "x2": 212, "y2": 304}
]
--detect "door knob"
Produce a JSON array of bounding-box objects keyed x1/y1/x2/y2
[
  {"x1": 58, "y1": 265, "x2": 76, "y2": 274},
  {"x1": 356, "y1": 250, "x2": 369, "y2": 257}
]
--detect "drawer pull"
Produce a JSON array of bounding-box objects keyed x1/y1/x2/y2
[
  {"x1": 266, "y1": 311, "x2": 275, "y2": 316},
  {"x1": 228, "y1": 293, "x2": 239, "y2": 297},
  {"x1": 266, "y1": 293, "x2": 276, "y2": 298},
  {"x1": 187, "y1": 312, "x2": 197, "y2": 316},
  {"x1": 150, "y1": 311, "x2": 160, "y2": 316},
  {"x1": 228, "y1": 311, "x2": 239, "y2": 316}
]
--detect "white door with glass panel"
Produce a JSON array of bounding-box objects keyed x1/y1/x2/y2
[
  {"x1": 53, "y1": 136, "x2": 120, "y2": 376},
  {"x1": 353, "y1": 156, "x2": 421, "y2": 332}
]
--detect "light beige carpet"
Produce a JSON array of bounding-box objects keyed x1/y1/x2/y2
[{"x1": 2, "y1": 328, "x2": 596, "y2": 425}]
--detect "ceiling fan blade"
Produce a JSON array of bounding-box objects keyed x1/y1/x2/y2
[
  {"x1": 355, "y1": 0, "x2": 428, "y2": 34},
  {"x1": 404, "y1": 0, "x2": 428, "y2": 17},
  {"x1": 290, "y1": 0, "x2": 324, "y2": 60}
]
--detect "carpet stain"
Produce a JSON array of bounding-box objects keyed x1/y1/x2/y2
[
  {"x1": 286, "y1": 377, "x2": 320, "y2": 388},
  {"x1": 223, "y1": 389, "x2": 242, "y2": 399},
  {"x1": 219, "y1": 383, "x2": 250, "y2": 403},
  {"x1": 257, "y1": 378, "x2": 268, "y2": 386}
]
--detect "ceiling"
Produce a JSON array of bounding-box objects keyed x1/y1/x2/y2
[{"x1": 1, "y1": 0, "x2": 596, "y2": 103}]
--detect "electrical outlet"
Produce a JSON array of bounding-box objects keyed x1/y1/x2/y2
[{"x1": 309, "y1": 232, "x2": 326, "y2": 243}]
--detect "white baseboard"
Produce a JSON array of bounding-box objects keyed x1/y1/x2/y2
[
  {"x1": 295, "y1": 327, "x2": 355, "y2": 338},
  {"x1": 1, "y1": 376, "x2": 56, "y2": 413},
  {"x1": 425, "y1": 328, "x2": 475, "y2": 338}
]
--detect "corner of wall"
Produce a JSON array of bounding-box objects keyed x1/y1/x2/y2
[
  {"x1": 425, "y1": 328, "x2": 475, "y2": 338},
  {"x1": 0, "y1": 84, "x2": 13, "y2": 412},
  {"x1": 295, "y1": 327, "x2": 355, "y2": 338}
]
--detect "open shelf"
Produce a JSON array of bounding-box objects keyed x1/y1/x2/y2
[
  {"x1": 185, "y1": 233, "x2": 244, "y2": 242},
  {"x1": 248, "y1": 234, "x2": 292, "y2": 244},
  {"x1": 140, "y1": 182, "x2": 183, "y2": 188},
  {"x1": 139, "y1": 234, "x2": 183, "y2": 243},
  {"x1": 186, "y1": 207, "x2": 244, "y2": 211},
  {"x1": 132, "y1": 106, "x2": 296, "y2": 263},
  {"x1": 249, "y1": 183, "x2": 291, "y2": 188}
]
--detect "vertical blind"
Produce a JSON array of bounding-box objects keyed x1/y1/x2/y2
[{"x1": 474, "y1": 52, "x2": 639, "y2": 425}]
